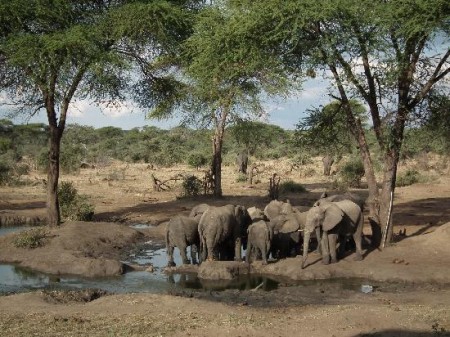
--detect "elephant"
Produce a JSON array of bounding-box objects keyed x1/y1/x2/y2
[
  {"x1": 264, "y1": 200, "x2": 321, "y2": 258},
  {"x1": 322, "y1": 155, "x2": 335, "y2": 176},
  {"x1": 189, "y1": 203, "x2": 210, "y2": 219},
  {"x1": 198, "y1": 204, "x2": 252, "y2": 262},
  {"x1": 236, "y1": 151, "x2": 249, "y2": 174},
  {"x1": 247, "y1": 206, "x2": 265, "y2": 221},
  {"x1": 301, "y1": 199, "x2": 364, "y2": 269},
  {"x1": 315, "y1": 192, "x2": 365, "y2": 211},
  {"x1": 165, "y1": 216, "x2": 200, "y2": 267},
  {"x1": 246, "y1": 220, "x2": 273, "y2": 265}
]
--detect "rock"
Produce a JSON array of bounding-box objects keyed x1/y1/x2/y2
[{"x1": 198, "y1": 261, "x2": 249, "y2": 280}]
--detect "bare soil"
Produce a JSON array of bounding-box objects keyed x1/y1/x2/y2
[{"x1": 0, "y1": 157, "x2": 449, "y2": 336}]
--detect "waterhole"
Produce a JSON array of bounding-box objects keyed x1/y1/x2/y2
[{"x1": 0, "y1": 226, "x2": 397, "y2": 295}]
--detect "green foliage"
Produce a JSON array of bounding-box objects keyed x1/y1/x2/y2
[
  {"x1": 295, "y1": 100, "x2": 366, "y2": 156},
  {"x1": 279, "y1": 180, "x2": 307, "y2": 194},
  {"x1": 236, "y1": 173, "x2": 248, "y2": 183},
  {"x1": 13, "y1": 228, "x2": 49, "y2": 249},
  {"x1": 0, "y1": 161, "x2": 12, "y2": 185},
  {"x1": 180, "y1": 175, "x2": 202, "y2": 197},
  {"x1": 338, "y1": 157, "x2": 365, "y2": 188},
  {"x1": 58, "y1": 182, "x2": 94, "y2": 221},
  {"x1": 187, "y1": 152, "x2": 208, "y2": 169},
  {"x1": 396, "y1": 169, "x2": 421, "y2": 187}
]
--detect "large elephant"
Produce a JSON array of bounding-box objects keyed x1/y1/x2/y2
[
  {"x1": 165, "y1": 216, "x2": 200, "y2": 267},
  {"x1": 264, "y1": 200, "x2": 321, "y2": 258},
  {"x1": 302, "y1": 199, "x2": 364, "y2": 269},
  {"x1": 236, "y1": 151, "x2": 249, "y2": 174},
  {"x1": 198, "y1": 204, "x2": 252, "y2": 262},
  {"x1": 246, "y1": 219, "x2": 273, "y2": 265},
  {"x1": 315, "y1": 192, "x2": 365, "y2": 211},
  {"x1": 189, "y1": 203, "x2": 210, "y2": 219},
  {"x1": 165, "y1": 203, "x2": 210, "y2": 267}
]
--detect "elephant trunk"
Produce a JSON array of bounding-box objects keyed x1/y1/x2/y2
[{"x1": 301, "y1": 231, "x2": 311, "y2": 269}]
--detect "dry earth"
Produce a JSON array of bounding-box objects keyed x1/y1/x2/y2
[{"x1": 0, "y1": 157, "x2": 449, "y2": 336}]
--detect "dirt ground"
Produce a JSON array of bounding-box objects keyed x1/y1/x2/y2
[{"x1": 0, "y1": 157, "x2": 449, "y2": 336}]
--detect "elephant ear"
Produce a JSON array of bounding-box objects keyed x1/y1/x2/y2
[
  {"x1": 279, "y1": 215, "x2": 300, "y2": 233},
  {"x1": 322, "y1": 204, "x2": 344, "y2": 231}
]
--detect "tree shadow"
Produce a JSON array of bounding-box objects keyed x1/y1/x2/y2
[{"x1": 353, "y1": 329, "x2": 448, "y2": 337}]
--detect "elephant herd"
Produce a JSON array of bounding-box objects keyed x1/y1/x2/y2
[{"x1": 165, "y1": 193, "x2": 366, "y2": 269}]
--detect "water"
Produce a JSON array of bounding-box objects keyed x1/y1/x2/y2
[
  {"x1": 0, "y1": 227, "x2": 280, "y2": 294},
  {"x1": 0, "y1": 226, "x2": 383, "y2": 295}
]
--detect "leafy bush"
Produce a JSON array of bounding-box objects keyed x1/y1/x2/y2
[
  {"x1": 187, "y1": 152, "x2": 208, "y2": 169},
  {"x1": 0, "y1": 161, "x2": 12, "y2": 185},
  {"x1": 338, "y1": 158, "x2": 365, "y2": 187},
  {"x1": 58, "y1": 181, "x2": 94, "y2": 221},
  {"x1": 236, "y1": 173, "x2": 248, "y2": 183},
  {"x1": 279, "y1": 180, "x2": 307, "y2": 194},
  {"x1": 13, "y1": 228, "x2": 49, "y2": 249},
  {"x1": 396, "y1": 169, "x2": 421, "y2": 187},
  {"x1": 180, "y1": 175, "x2": 202, "y2": 197}
]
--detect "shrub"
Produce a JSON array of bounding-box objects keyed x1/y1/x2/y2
[
  {"x1": 338, "y1": 158, "x2": 365, "y2": 188},
  {"x1": 187, "y1": 152, "x2": 208, "y2": 170},
  {"x1": 279, "y1": 180, "x2": 307, "y2": 194},
  {"x1": 236, "y1": 173, "x2": 247, "y2": 183},
  {"x1": 58, "y1": 181, "x2": 94, "y2": 221},
  {"x1": 180, "y1": 175, "x2": 202, "y2": 197},
  {"x1": 13, "y1": 228, "x2": 49, "y2": 249},
  {"x1": 0, "y1": 161, "x2": 12, "y2": 185},
  {"x1": 396, "y1": 169, "x2": 421, "y2": 187}
]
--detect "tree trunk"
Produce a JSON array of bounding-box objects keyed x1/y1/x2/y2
[
  {"x1": 379, "y1": 152, "x2": 399, "y2": 245},
  {"x1": 211, "y1": 128, "x2": 223, "y2": 197},
  {"x1": 47, "y1": 124, "x2": 62, "y2": 226}
]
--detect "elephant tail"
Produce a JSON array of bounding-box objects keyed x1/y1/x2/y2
[{"x1": 165, "y1": 226, "x2": 170, "y2": 250}]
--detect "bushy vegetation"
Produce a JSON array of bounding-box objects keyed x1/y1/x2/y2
[
  {"x1": 0, "y1": 118, "x2": 448, "y2": 188},
  {"x1": 396, "y1": 169, "x2": 421, "y2": 187},
  {"x1": 58, "y1": 182, "x2": 94, "y2": 221},
  {"x1": 180, "y1": 175, "x2": 203, "y2": 197},
  {"x1": 337, "y1": 157, "x2": 365, "y2": 188},
  {"x1": 279, "y1": 180, "x2": 307, "y2": 194},
  {"x1": 13, "y1": 228, "x2": 49, "y2": 249}
]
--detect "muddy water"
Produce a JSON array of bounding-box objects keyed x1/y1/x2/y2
[
  {"x1": 0, "y1": 226, "x2": 406, "y2": 296},
  {"x1": 0, "y1": 227, "x2": 280, "y2": 294}
]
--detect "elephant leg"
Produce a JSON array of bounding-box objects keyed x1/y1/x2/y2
[
  {"x1": 234, "y1": 237, "x2": 242, "y2": 261},
  {"x1": 179, "y1": 243, "x2": 190, "y2": 265},
  {"x1": 167, "y1": 244, "x2": 176, "y2": 267},
  {"x1": 246, "y1": 242, "x2": 253, "y2": 264},
  {"x1": 353, "y1": 219, "x2": 364, "y2": 261},
  {"x1": 321, "y1": 234, "x2": 330, "y2": 265},
  {"x1": 315, "y1": 227, "x2": 322, "y2": 255},
  {"x1": 190, "y1": 244, "x2": 199, "y2": 265},
  {"x1": 199, "y1": 235, "x2": 206, "y2": 263},
  {"x1": 329, "y1": 234, "x2": 338, "y2": 264},
  {"x1": 261, "y1": 245, "x2": 268, "y2": 265}
]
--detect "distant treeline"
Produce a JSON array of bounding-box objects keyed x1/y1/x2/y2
[{"x1": 0, "y1": 118, "x2": 448, "y2": 176}]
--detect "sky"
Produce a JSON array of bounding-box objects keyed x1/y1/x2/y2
[{"x1": 2, "y1": 78, "x2": 331, "y2": 131}]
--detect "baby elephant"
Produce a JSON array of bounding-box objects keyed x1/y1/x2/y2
[
  {"x1": 246, "y1": 220, "x2": 273, "y2": 265},
  {"x1": 165, "y1": 216, "x2": 200, "y2": 267}
]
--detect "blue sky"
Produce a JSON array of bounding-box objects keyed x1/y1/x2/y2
[{"x1": 3, "y1": 78, "x2": 330, "y2": 131}]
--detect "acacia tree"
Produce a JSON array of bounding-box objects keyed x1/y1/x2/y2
[
  {"x1": 150, "y1": 4, "x2": 291, "y2": 197},
  {"x1": 0, "y1": 0, "x2": 195, "y2": 226},
  {"x1": 234, "y1": 0, "x2": 449, "y2": 245}
]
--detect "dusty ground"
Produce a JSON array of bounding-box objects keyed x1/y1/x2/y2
[{"x1": 0, "y1": 157, "x2": 449, "y2": 336}]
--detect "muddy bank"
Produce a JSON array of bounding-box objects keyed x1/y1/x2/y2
[
  {"x1": 0, "y1": 221, "x2": 144, "y2": 277},
  {"x1": 1, "y1": 220, "x2": 449, "y2": 285}
]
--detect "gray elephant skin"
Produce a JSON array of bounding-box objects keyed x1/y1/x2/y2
[
  {"x1": 246, "y1": 220, "x2": 273, "y2": 265},
  {"x1": 302, "y1": 199, "x2": 364, "y2": 269},
  {"x1": 165, "y1": 216, "x2": 200, "y2": 267},
  {"x1": 264, "y1": 200, "x2": 321, "y2": 259},
  {"x1": 236, "y1": 151, "x2": 249, "y2": 174},
  {"x1": 198, "y1": 204, "x2": 252, "y2": 262}
]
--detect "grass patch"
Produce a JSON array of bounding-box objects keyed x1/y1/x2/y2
[
  {"x1": 13, "y1": 227, "x2": 49, "y2": 249},
  {"x1": 279, "y1": 180, "x2": 307, "y2": 193}
]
